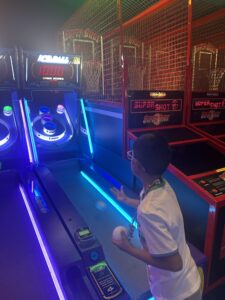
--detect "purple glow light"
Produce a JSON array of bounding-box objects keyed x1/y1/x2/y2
[
  {"x1": 19, "y1": 185, "x2": 67, "y2": 300},
  {"x1": 19, "y1": 99, "x2": 34, "y2": 163}
]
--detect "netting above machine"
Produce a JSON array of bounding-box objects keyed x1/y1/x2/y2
[
  {"x1": 63, "y1": 0, "x2": 118, "y2": 35},
  {"x1": 121, "y1": 0, "x2": 160, "y2": 22},
  {"x1": 122, "y1": 0, "x2": 188, "y2": 91},
  {"x1": 59, "y1": 0, "x2": 225, "y2": 99},
  {"x1": 193, "y1": 0, "x2": 225, "y2": 20},
  {"x1": 192, "y1": 1, "x2": 225, "y2": 92}
]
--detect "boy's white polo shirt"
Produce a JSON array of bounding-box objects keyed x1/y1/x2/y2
[{"x1": 137, "y1": 180, "x2": 201, "y2": 300}]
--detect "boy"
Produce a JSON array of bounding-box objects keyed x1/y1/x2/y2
[{"x1": 111, "y1": 134, "x2": 202, "y2": 300}]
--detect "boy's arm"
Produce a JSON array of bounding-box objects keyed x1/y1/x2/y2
[
  {"x1": 113, "y1": 234, "x2": 183, "y2": 272},
  {"x1": 110, "y1": 186, "x2": 140, "y2": 208}
]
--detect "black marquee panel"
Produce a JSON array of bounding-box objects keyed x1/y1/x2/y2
[{"x1": 128, "y1": 90, "x2": 184, "y2": 129}]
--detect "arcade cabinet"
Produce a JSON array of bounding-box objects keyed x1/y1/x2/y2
[
  {"x1": 58, "y1": 0, "x2": 225, "y2": 293},
  {"x1": 189, "y1": 43, "x2": 225, "y2": 148},
  {"x1": 20, "y1": 49, "x2": 150, "y2": 300},
  {"x1": 0, "y1": 48, "x2": 60, "y2": 300},
  {"x1": 126, "y1": 90, "x2": 225, "y2": 292}
]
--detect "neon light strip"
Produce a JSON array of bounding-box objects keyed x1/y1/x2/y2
[
  {"x1": 76, "y1": 65, "x2": 79, "y2": 83},
  {"x1": 26, "y1": 57, "x2": 28, "y2": 82},
  {"x1": 0, "y1": 132, "x2": 10, "y2": 146},
  {"x1": 31, "y1": 180, "x2": 34, "y2": 194},
  {"x1": 9, "y1": 55, "x2": 15, "y2": 81},
  {"x1": 19, "y1": 185, "x2": 67, "y2": 300},
  {"x1": 64, "y1": 108, "x2": 74, "y2": 140},
  {"x1": 33, "y1": 128, "x2": 66, "y2": 142},
  {"x1": 19, "y1": 99, "x2": 34, "y2": 163},
  {"x1": 24, "y1": 99, "x2": 39, "y2": 164},
  {"x1": 0, "y1": 119, "x2": 10, "y2": 146},
  {"x1": 80, "y1": 171, "x2": 137, "y2": 228},
  {"x1": 80, "y1": 99, "x2": 94, "y2": 156}
]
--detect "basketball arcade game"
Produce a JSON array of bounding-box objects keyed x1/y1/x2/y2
[
  {"x1": 126, "y1": 87, "x2": 225, "y2": 291},
  {"x1": 187, "y1": 45, "x2": 225, "y2": 149},
  {"x1": 188, "y1": 91, "x2": 225, "y2": 145},
  {"x1": 0, "y1": 48, "x2": 63, "y2": 300},
  {"x1": 188, "y1": 30, "x2": 225, "y2": 148},
  {"x1": 20, "y1": 49, "x2": 149, "y2": 299}
]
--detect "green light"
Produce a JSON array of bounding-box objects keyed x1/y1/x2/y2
[
  {"x1": 3, "y1": 105, "x2": 12, "y2": 111},
  {"x1": 89, "y1": 261, "x2": 107, "y2": 272},
  {"x1": 3, "y1": 105, "x2": 13, "y2": 116}
]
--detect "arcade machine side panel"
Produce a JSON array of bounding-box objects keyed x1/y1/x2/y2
[
  {"x1": 167, "y1": 146, "x2": 225, "y2": 291},
  {"x1": 82, "y1": 99, "x2": 134, "y2": 188}
]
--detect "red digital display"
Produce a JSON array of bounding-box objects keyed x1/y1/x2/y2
[
  {"x1": 130, "y1": 99, "x2": 182, "y2": 113},
  {"x1": 192, "y1": 98, "x2": 225, "y2": 110},
  {"x1": 32, "y1": 63, "x2": 74, "y2": 81},
  {"x1": 38, "y1": 65, "x2": 65, "y2": 77}
]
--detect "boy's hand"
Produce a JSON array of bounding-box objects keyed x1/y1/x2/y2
[
  {"x1": 112, "y1": 231, "x2": 132, "y2": 252},
  {"x1": 110, "y1": 185, "x2": 127, "y2": 204}
]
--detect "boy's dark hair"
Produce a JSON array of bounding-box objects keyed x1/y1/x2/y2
[{"x1": 133, "y1": 133, "x2": 171, "y2": 176}]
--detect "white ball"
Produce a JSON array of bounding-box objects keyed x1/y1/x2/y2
[{"x1": 112, "y1": 226, "x2": 128, "y2": 241}]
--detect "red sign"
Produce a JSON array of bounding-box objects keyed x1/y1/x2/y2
[
  {"x1": 130, "y1": 99, "x2": 182, "y2": 113},
  {"x1": 32, "y1": 63, "x2": 73, "y2": 81},
  {"x1": 192, "y1": 99, "x2": 225, "y2": 110}
]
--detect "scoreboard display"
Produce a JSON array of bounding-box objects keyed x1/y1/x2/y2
[
  {"x1": 128, "y1": 90, "x2": 183, "y2": 128},
  {"x1": 23, "y1": 52, "x2": 81, "y2": 89},
  {"x1": 191, "y1": 92, "x2": 225, "y2": 122}
]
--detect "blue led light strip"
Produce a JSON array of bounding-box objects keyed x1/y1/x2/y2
[
  {"x1": 80, "y1": 98, "x2": 94, "y2": 156},
  {"x1": 19, "y1": 99, "x2": 34, "y2": 163},
  {"x1": 24, "y1": 99, "x2": 39, "y2": 164},
  {"x1": 80, "y1": 171, "x2": 137, "y2": 228},
  {"x1": 19, "y1": 185, "x2": 67, "y2": 300}
]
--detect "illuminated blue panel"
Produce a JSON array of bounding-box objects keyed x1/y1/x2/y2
[
  {"x1": 24, "y1": 99, "x2": 39, "y2": 164},
  {"x1": 80, "y1": 98, "x2": 94, "y2": 156},
  {"x1": 80, "y1": 171, "x2": 137, "y2": 228}
]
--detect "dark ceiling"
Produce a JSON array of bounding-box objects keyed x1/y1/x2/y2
[{"x1": 0, "y1": 0, "x2": 85, "y2": 51}]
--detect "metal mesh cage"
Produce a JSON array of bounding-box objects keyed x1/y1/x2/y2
[
  {"x1": 122, "y1": 0, "x2": 188, "y2": 91},
  {"x1": 192, "y1": 1, "x2": 225, "y2": 92},
  {"x1": 58, "y1": 0, "x2": 189, "y2": 100},
  {"x1": 59, "y1": 0, "x2": 123, "y2": 100}
]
